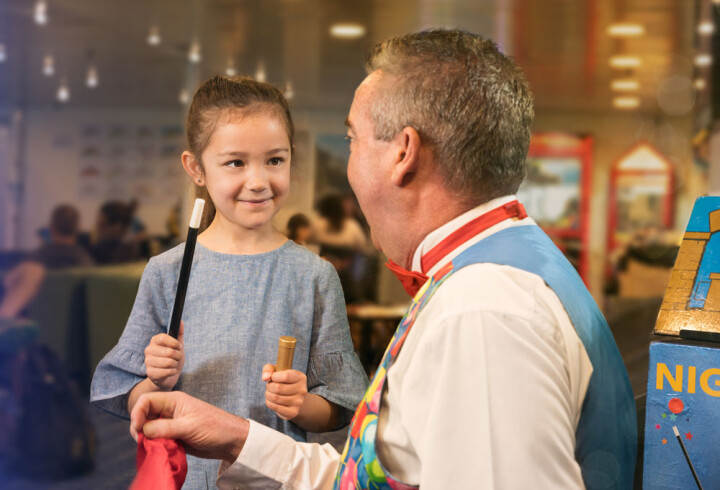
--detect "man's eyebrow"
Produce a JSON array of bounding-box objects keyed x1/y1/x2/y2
[{"x1": 344, "y1": 118, "x2": 353, "y2": 130}]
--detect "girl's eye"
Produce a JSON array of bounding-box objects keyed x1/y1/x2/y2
[
  {"x1": 226, "y1": 160, "x2": 244, "y2": 168},
  {"x1": 268, "y1": 157, "x2": 284, "y2": 166}
]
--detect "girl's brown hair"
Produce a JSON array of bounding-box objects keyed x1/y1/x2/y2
[{"x1": 186, "y1": 76, "x2": 295, "y2": 231}]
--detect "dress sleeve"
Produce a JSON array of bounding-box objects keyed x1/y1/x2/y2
[
  {"x1": 90, "y1": 258, "x2": 170, "y2": 419},
  {"x1": 306, "y1": 261, "x2": 368, "y2": 426}
]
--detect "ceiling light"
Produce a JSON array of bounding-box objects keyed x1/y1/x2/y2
[
  {"x1": 255, "y1": 60, "x2": 266, "y2": 82},
  {"x1": 179, "y1": 88, "x2": 190, "y2": 105},
  {"x1": 188, "y1": 40, "x2": 201, "y2": 63},
  {"x1": 695, "y1": 54, "x2": 712, "y2": 67},
  {"x1": 284, "y1": 81, "x2": 294, "y2": 101},
  {"x1": 225, "y1": 59, "x2": 236, "y2": 77},
  {"x1": 147, "y1": 26, "x2": 161, "y2": 46},
  {"x1": 42, "y1": 54, "x2": 54, "y2": 76},
  {"x1": 611, "y1": 79, "x2": 640, "y2": 91},
  {"x1": 612, "y1": 96, "x2": 640, "y2": 109},
  {"x1": 57, "y1": 80, "x2": 70, "y2": 103},
  {"x1": 34, "y1": 0, "x2": 48, "y2": 25},
  {"x1": 86, "y1": 65, "x2": 98, "y2": 88},
  {"x1": 609, "y1": 56, "x2": 641, "y2": 68},
  {"x1": 329, "y1": 23, "x2": 366, "y2": 39},
  {"x1": 607, "y1": 23, "x2": 644, "y2": 37},
  {"x1": 0, "y1": 44, "x2": 6, "y2": 63},
  {"x1": 698, "y1": 21, "x2": 715, "y2": 36},
  {"x1": 694, "y1": 78, "x2": 707, "y2": 90}
]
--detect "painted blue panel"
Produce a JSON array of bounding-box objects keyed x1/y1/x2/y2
[
  {"x1": 686, "y1": 196, "x2": 720, "y2": 233},
  {"x1": 643, "y1": 342, "x2": 720, "y2": 489}
]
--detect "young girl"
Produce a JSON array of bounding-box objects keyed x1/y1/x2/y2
[{"x1": 91, "y1": 76, "x2": 368, "y2": 488}]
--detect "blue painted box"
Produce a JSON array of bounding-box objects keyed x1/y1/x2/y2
[{"x1": 644, "y1": 341, "x2": 720, "y2": 489}]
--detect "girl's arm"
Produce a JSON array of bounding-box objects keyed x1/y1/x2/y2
[
  {"x1": 293, "y1": 394, "x2": 339, "y2": 433},
  {"x1": 127, "y1": 377, "x2": 165, "y2": 413}
]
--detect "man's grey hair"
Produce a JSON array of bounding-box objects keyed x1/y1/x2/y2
[{"x1": 365, "y1": 29, "x2": 534, "y2": 204}]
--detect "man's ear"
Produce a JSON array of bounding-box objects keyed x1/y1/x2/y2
[
  {"x1": 390, "y1": 126, "x2": 421, "y2": 187},
  {"x1": 182, "y1": 151, "x2": 205, "y2": 185}
]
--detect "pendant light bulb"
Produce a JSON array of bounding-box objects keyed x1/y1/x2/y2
[
  {"x1": 255, "y1": 60, "x2": 266, "y2": 82},
  {"x1": 0, "y1": 44, "x2": 6, "y2": 63},
  {"x1": 147, "y1": 25, "x2": 161, "y2": 46},
  {"x1": 57, "y1": 79, "x2": 70, "y2": 103},
  {"x1": 34, "y1": 0, "x2": 48, "y2": 25},
  {"x1": 284, "y1": 81, "x2": 294, "y2": 101},
  {"x1": 225, "y1": 59, "x2": 236, "y2": 77},
  {"x1": 179, "y1": 88, "x2": 190, "y2": 105},
  {"x1": 188, "y1": 40, "x2": 202, "y2": 64},
  {"x1": 86, "y1": 65, "x2": 99, "y2": 88},
  {"x1": 43, "y1": 54, "x2": 55, "y2": 76}
]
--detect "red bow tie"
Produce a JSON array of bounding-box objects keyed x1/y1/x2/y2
[{"x1": 386, "y1": 200, "x2": 527, "y2": 297}]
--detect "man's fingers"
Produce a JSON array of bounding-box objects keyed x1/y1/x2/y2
[
  {"x1": 261, "y1": 364, "x2": 275, "y2": 382},
  {"x1": 130, "y1": 392, "x2": 179, "y2": 435},
  {"x1": 143, "y1": 417, "x2": 183, "y2": 440}
]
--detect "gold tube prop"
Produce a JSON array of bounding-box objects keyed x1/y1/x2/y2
[{"x1": 275, "y1": 336, "x2": 297, "y2": 372}]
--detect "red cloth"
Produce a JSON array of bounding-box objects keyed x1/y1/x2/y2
[{"x1": 130, "y1": 433, "x2": 187, "y2": 490}]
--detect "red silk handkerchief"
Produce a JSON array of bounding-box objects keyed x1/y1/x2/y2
[{"x1": 130, "y1": 434, "x2": 187, "y2": 490}]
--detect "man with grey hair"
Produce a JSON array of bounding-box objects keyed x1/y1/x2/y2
[{"x1": 131, "y1": 29, "x2": 636, "y2": 489}]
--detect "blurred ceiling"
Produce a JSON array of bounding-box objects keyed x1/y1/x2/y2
[{"x1": 0, "y1": 0, "x2": 699, "y2": 115}]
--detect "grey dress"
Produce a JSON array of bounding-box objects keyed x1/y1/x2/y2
[{"x1": 91, "y1": 240, "x2": 368, "y2": 489}]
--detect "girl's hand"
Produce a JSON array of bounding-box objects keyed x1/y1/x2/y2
[
  {"x1": 262, "y1": 364, "x2": 308, "y2": 421},
  {"x1": 145, "y1": 321, "x2": 185, "y2": 391}
]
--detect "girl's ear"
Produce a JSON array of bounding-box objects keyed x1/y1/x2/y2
[{"x1": 182, "y1": 151, "x2": 205, "y2": 185}]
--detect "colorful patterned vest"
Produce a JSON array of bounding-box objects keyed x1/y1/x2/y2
[{"x1": 334, "y1": 224, "x2": 637, "y2": 490}]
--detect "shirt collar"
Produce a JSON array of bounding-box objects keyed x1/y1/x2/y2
[{"x1": 410, "y1": 195, "x2": 533, "y2": 276}]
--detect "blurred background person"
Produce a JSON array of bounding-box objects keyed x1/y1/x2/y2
[
  {"x1": 90, "y1": 200, "x2": 145, "y2": 265},
  {"x1": 315, "y1": 193, "x2": 369, "y2": 253},
  {"x1": 0, "y1": 204, "x2": 93, "y2": 319}
]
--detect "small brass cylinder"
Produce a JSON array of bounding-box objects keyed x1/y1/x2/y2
[{"x1": 276, "y1": 336, "x2": 297, "y2": 372}]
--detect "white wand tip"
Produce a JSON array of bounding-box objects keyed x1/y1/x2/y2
[
  {"x1": 190, "y1": 199, "x2": 205, "y2": 229},
  {"x1": 673, "y1": 426, "x2": 680, "y2": 437}
]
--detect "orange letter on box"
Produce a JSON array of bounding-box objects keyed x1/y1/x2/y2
[
  {"x1": 700, "y1": 368, "x2": 720, "y2": 397},
  {"x1": 656, "y1": 363, "x2": 682, "y2": 392}
]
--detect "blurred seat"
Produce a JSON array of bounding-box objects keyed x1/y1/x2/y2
[{"x1": 25, "y1": 262, "x2": 145, "y2": 394}]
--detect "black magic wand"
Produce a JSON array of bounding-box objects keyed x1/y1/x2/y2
[{"x1": 168, "y1": 198, "x2": 205, "y2": 339}]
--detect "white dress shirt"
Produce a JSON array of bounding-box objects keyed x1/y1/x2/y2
[{"x1": 217, "y1": 195, "x2": 593, "y2": 489}]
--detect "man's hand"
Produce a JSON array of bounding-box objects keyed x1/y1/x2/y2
[
  {"x1": 145, "y1": 321, "x2": 185, "y2": 390},
  {"x1": 130, "y1": 391, "x2": 249, "y2": 464},
  {"x1": 262, "y1": 364, "x2": 308, "y2": 421}
]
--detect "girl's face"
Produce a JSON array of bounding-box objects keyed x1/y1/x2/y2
[{"x1": 198, "y1": 110, "x2": 291, "y2": 231}]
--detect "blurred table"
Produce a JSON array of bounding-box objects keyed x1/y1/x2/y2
[{"x1": 347, "y1": 303, "x2": 408, "y2": 373}]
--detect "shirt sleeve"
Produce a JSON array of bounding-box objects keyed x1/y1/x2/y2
[
  {"x1": 90, "y1": 258, "x2": 169, "y2": 419},
  {"x1": 306, "y1": 261, "x2": 368, "y2": 426},
  {"x1": 216, "y1": 420, "x2": 341, "y2": 490},
  {"x1": 379, "y1": 308, "x2": 586, "y2": 489}
]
